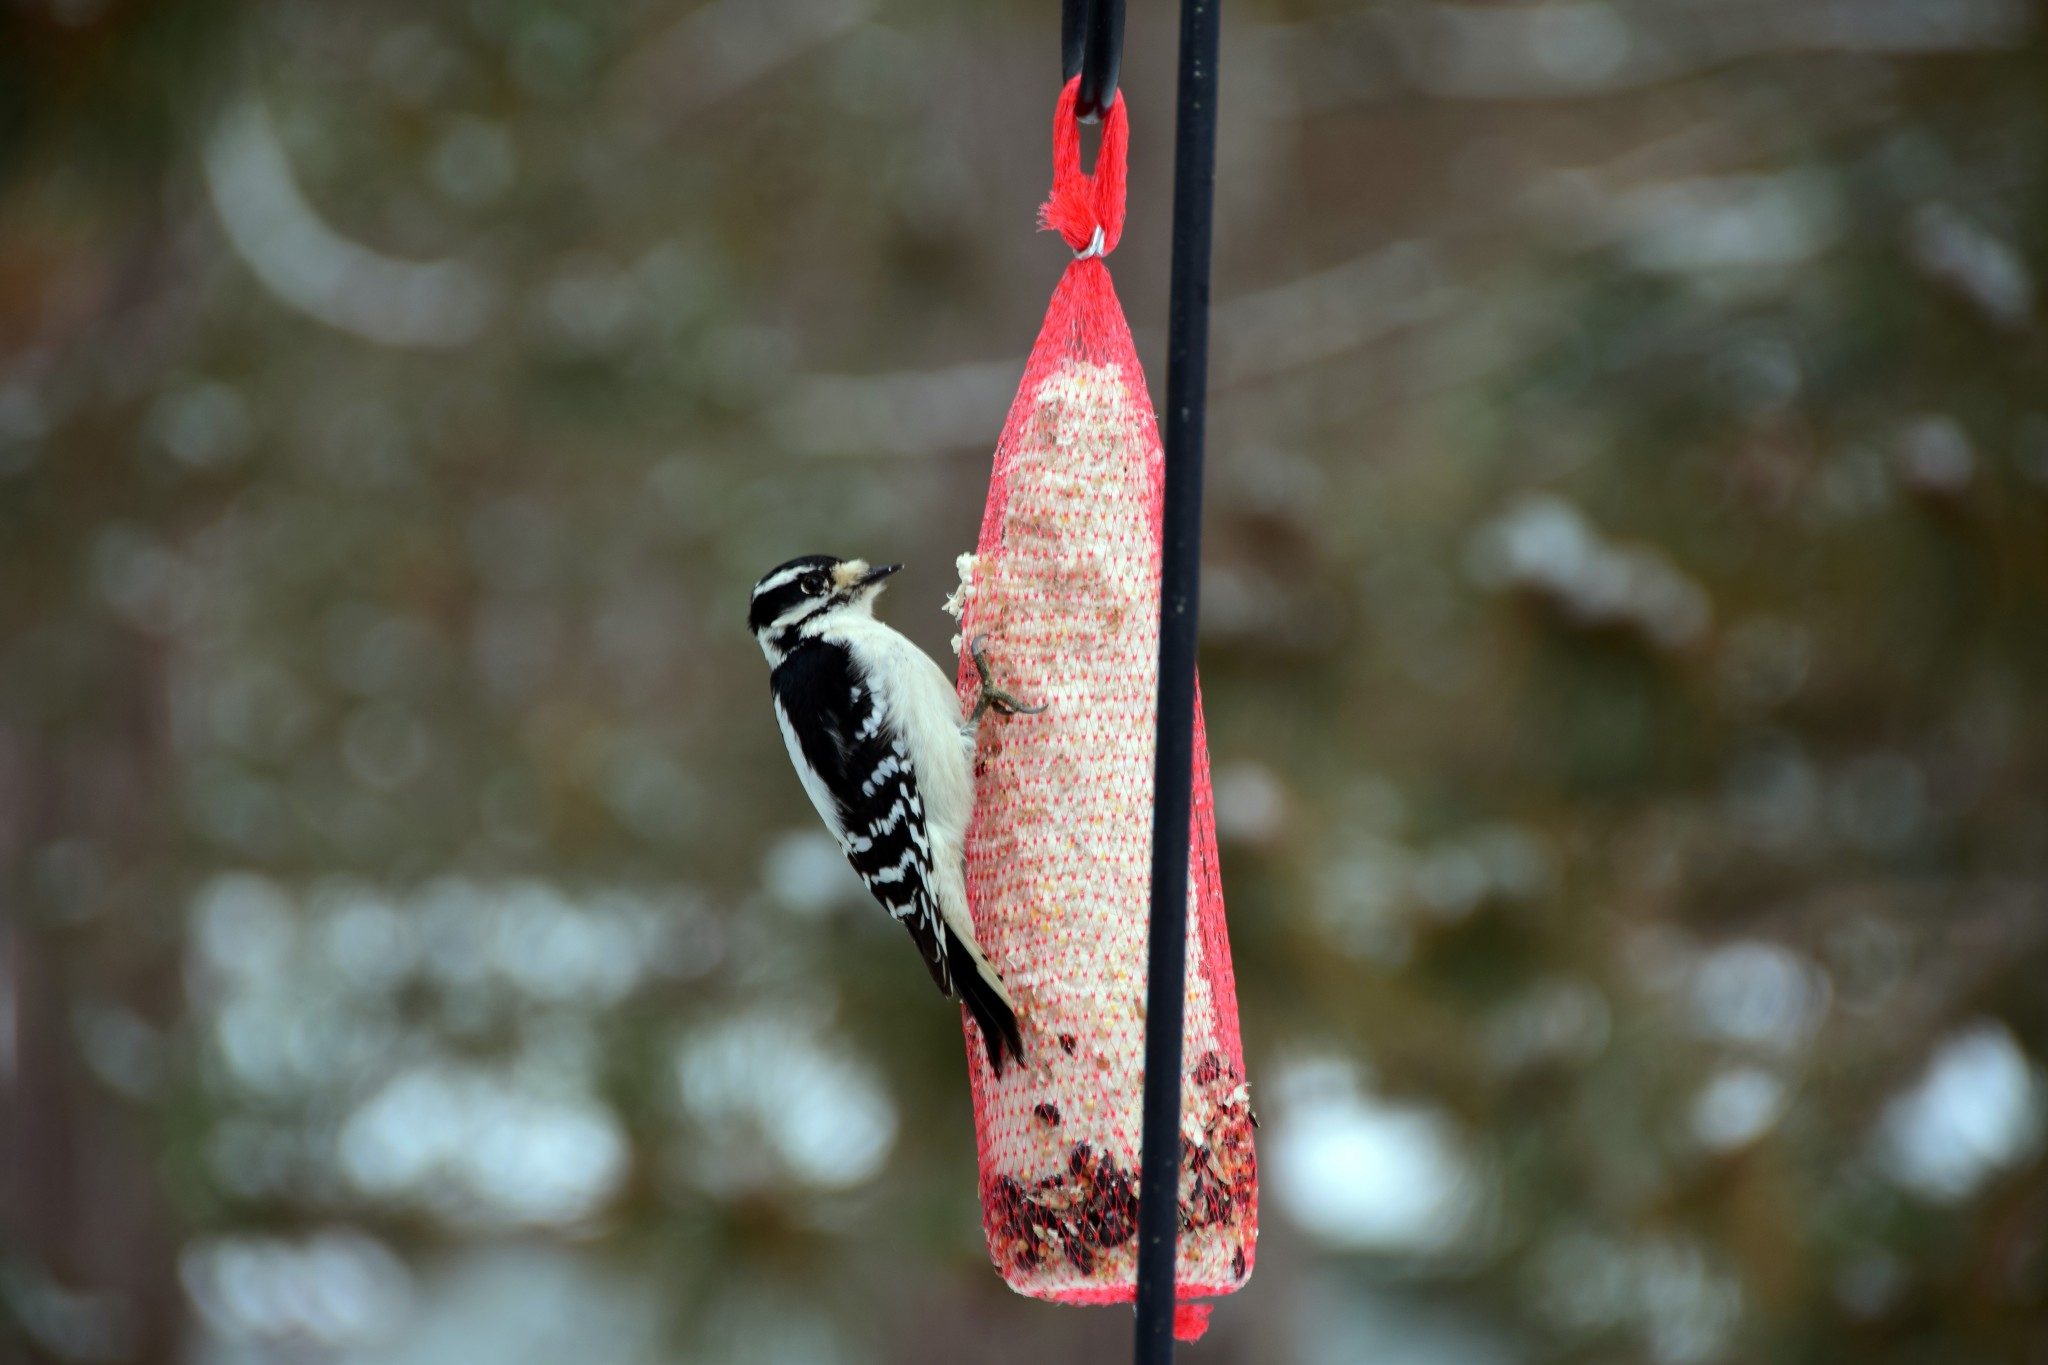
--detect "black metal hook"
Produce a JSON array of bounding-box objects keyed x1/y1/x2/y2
[{"x1": 1061, "y1": 0, "x2": 1126, "y2": 123}]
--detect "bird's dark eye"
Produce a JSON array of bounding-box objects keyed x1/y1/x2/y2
[{"x1": 799, "y1": 572, "x2": 827, "y2": 595}]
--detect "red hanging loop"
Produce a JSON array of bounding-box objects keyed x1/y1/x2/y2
[{"x1": 1039, "y1": 75, "x2": 1128, "y2": 258}]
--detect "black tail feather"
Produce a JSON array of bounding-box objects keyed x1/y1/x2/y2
[{"x1": 947, "y1": 930, "x2": 1024, "y2": 1076}]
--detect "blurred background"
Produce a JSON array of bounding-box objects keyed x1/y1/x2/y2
[{"x1": 3, "y1": 0, "x2": 2047, "y2": 1361}]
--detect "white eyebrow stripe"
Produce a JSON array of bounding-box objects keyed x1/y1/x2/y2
[{"x1": 754, "y1": 566, "x2": 808, "y2": 596}]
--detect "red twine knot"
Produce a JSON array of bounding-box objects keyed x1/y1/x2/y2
[
  {"x1": 1038, "y1": 75, "x2": 1128, "y2": 260},
  {"x1": 1173, "y1": 1301, "x2": 1213, "y2": 1342}
]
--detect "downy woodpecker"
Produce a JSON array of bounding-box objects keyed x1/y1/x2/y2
[{"x1": 749, "y1": 555, "x2": 1038, "y2": 1072}]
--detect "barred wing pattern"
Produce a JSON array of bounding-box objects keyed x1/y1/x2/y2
[{"x1": 770, "y1": 642, "x2": 954, "y2": 999}]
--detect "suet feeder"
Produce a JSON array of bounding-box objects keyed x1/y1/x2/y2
[{"x1": 947, "y1": 55, "x2": 1253, "y2": 1345}]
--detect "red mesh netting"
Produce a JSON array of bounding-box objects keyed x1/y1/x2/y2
[{"x1": 946, "y1": 78, "x2": 1256, "y2": 1337}]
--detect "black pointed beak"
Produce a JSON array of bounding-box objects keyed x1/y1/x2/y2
[{"x1": 860, "y1": 562, "x2": 903, "y2": 587}]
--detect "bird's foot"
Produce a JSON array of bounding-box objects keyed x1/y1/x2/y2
[{"x1": 968, "y1": 633, "x2": 1047, "y2": 722}]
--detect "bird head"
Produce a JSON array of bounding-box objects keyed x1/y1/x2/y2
[{"x1": 748, "y1": 555, "x2": 901, "y2": 663}]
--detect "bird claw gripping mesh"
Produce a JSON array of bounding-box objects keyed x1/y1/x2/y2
[{"x1": 946, "y1": 77, "x2": 1256, "y2": 1338}]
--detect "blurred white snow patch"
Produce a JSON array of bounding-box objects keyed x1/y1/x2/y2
[
  {"x1": 0, "y1": 381, "x2": 49, "y2": 444},
  {"x1": 1214, "y1": 762, "x2": 1290, "y2": 846},
  {"x1": 1269, "y1": 1056, "x2": 1484, "y2": 1255},
  {"x1": 1391, "y1": 2, "x2": 1637, "y2": 99},
  {"x1": 339, "y1": 1065, "x2": 628, "y2": 1227},
  {"x1": 1527, "y1": 3, "x2": 1631, "y2": 84},
  {"x1": 697, "y1": 1281, "x2": 854, "y2": 1365},
  {"x1": 640, "y1": 0, "x2": 873, "y2": 119},
  {"x1": 94, "y1": 525, "x2": 207, "y2": 636},
  {"x1": 148, "y1": 380, "x2": 254, "y2": 470},
  {"x1": 1316, "y1": 835, "x2": 1415, "y2": 965},
  {"x1": 312, "y1": 884, "x2": 418, "y2": 992},
  {"x1": 1412, "y1": 825, "x2": 1555, "y2": 920},
  {"x1": 1691, "y1": 1066, "x2": 1789, "y2": 1152},
  {"x1": 2, "y1": 1262, "x2": 129, "y2": 1362},
  {"x1": 1893, "y1": 414, "x2": 1976, "y2": 494},
  {"x1": 432, "y1": 116, "x2": 519, "y2": 207},
  {"x1": 1908, "y1": 203, "x2": 2032, "y2": 328},
  {"x1": 1722, "y1": 735, "x2": 1822, "y2": 847},
  {"x1": 1689, "y1": 939, "x2": 1830, "y2": 1054},
  {"x1": 1297, "y1": 1277, "x2": 1517, "y2": 1365},
  {"x1": 207, "y1": 1243, "x2": 670, "y2": 1365},
  {"x1": 1535, "y1": 1231, "x2": 1743, "y2": 1365},
  {"x1": 1611, "y1": 172, "x2": 1839, "y2": 276},
  {"x1": 486, "y1": 881, "x2": 648, "y2": 1006},
  {"x1": 204, "y1": 98, "x2": 493, "y2": 349},
  {"x1": 538, "y1": 255, "x2": 645, "y2": 358},
  {"x1": 72, "y1": 1000, "x2": 166, "y2": 1100},
  {"x1": 408, "y1": 876, "x2": 668, "y2": 1003},
  {"x1": 1467, "y1": 494, "x2": 1710, "y2": 648},
  {"x1": 1815, "y1": 443, "x2": 1897, "y2": 520},
  {"x1": 1485, "y1": 977, "x2": 1610, "y2": 1073},
  {"x1": 1370, "y1": 0, "x2": 2029, "y2": 105},
  {"x1": 189, "y1": 871, "x2": 690, "y2": 1020},
  {"x1": 1876, "y1": 1019, "x2": 2043, "y2": 1202},
  {"x1": 762, "y1": 829, "x2": 855, "y2": 915},
  {"x1": 674, "y1": 1013, "x2": 897, "y2": 1190},
  {"x1": 181, "y1": 1229, "x2": 411, "y2": 1349},
  {"x1": 191, "y1": 872, "x2": 298, "y2": 987}
]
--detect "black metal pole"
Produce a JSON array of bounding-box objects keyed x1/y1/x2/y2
[
  {"x1": 1060, "y1": 0, "x2": 1087, "y2": 82},
  {"x1": 1061, "y1": 0, "x2": 1127, "y2": 123},
  {"x1": 1134, "y1": 0, "x2": 1219, "y2": 1359}
]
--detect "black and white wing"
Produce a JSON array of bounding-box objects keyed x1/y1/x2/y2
[{"x1": 769, "y1": 644, "x2": 956, "y2": 998}]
